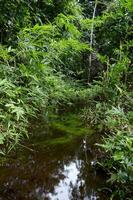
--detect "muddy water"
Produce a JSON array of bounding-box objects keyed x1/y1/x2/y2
[{"x1": 0, "y1": 118, "x2": 109, "y2": 200}]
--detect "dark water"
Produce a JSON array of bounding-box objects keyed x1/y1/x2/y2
[{"x1": 0, "y1": 123, "x2": 109, "y2": 200}]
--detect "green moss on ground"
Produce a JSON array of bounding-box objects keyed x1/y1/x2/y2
[{"x1": 32, "y1": 113, "x2": 93, "y2": 146}]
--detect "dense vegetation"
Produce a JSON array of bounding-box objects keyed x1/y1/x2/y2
[{"x1": 0, "y1": 0, "x2": 133, "y2": 199}]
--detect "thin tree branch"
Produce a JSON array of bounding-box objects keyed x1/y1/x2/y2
[{"x1": 88, "y1": 0, "x2": 98, "y2": 83}]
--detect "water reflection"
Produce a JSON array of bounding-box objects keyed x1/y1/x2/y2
[
  {"x1": 48, "y1": 160, "x2": 84, "y2": 200},
  {"x1": 0, "y1": 137, "x2": 108, "y2": 200}
]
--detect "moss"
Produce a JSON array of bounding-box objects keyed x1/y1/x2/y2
[
  {"x1": 45, "y1": 136, "x2": 73, "y2": 145},
  {"x1": 32, "y1": 113, "x2": 93, "y2": 147},
  {"x1": 50, "y1": 113, "x2": 92, "y2": 134}
]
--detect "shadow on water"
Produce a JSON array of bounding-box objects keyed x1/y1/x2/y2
[{"x1": 0, "y1": 115, "x2": 110, "y2": 200}]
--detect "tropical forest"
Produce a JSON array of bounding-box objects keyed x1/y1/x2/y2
[{"x1": 0, "y1": 0, "x2": 133, "y2": 199}]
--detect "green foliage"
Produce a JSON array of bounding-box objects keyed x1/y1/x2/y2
[
  {"x1": 0, "y1": 0, "x2": 133, "y2": 198},
  {"x1": 80, "y1": 1, "x2": 133, "y2": 196},
  {"x1": 0, "y1": 0, "x2": 83, "y2": 45},
  {"x1": 98, "y1": 130, "x2": 133, "y2": 199},
  {"x1": 0, "y1": 12, "x2": 89, "y2": 154},
  {"x1": 17, "y1": 14, "x2": 90, "y2": 78}
]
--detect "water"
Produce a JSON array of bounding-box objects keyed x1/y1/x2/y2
[{"x1": 0, "y1": 119, "x2": 109, "y2": 200}]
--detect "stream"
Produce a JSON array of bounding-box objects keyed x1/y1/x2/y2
[{"x1": 0, "y1": 115, "x2": 110, "y2": 200}]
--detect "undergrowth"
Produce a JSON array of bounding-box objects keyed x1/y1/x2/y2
[{"x1": 0, "y1": 0, "x2": 133, "y2": 199}]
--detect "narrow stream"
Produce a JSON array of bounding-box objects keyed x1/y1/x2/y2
[{"x1": 0, "y1": 117, "x2": 109, "y2": 200}]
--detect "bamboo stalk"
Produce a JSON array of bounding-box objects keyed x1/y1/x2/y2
[{"x1": 88, "y1": 0, "x2": 98, "y2": 83}]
